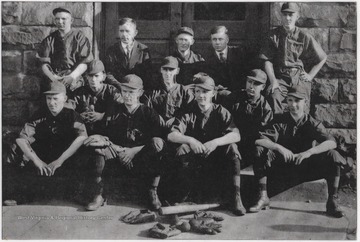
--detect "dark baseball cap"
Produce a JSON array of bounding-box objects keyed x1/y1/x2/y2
[
  {"x1": 53, "y1": 7, "x2": 72, "y2": 16},
  {"x1": 177, "y1": 26, "x2": 194, "y2": 37},
  {"x1": 87, "y1": 60, "x2": 105, "y2": 75},
  {"x1": 287, "y1": 85, "x2": 307, "y2": 100},
  {"x1": 43, "y1": 81, "x2": 66, "y2": 95},
  {"x1": 247, "y1": 69, "x2": 267, "y2": 84},
  {"x1": 120, "y1": 74, "x2": 143, "y2": 89},
  {"x1": 161, "y1": 56, "x2": 179, "y2": 69},
  {"x1": 281, "y1": 2, "x2": 300, "y2": 13},
  {"x1": 194, "y1": 75, "x2": 215, "y2": 91}
]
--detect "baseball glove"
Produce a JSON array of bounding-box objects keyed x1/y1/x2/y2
[
  {"x1": 120, "y1": 209, "x2": 157, "y2": 224},
  {"x1": 148, "y1": 223, "x2": 182, "y2": 239}
]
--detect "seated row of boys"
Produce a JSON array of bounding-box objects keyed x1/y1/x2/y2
[{"x1": 4, "y1": 55, "x2": 345, "y2": 219}]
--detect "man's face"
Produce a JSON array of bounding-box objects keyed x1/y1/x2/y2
[
  {"x1": 281, "y1": 11, "x2": 299, "y2": 30},
  {"x1": 161, "y1": 67, "x2": 179, "y2": 87},
  {"x1": 119, "y1": 23, "x2": 138, "y2": 45},
  {"x1": 211, "y1": 32, "x2": 229, "y2": 52},
  {"x1": 287, "y1": 96, "x2": 305, "y2": 116},
  {"x1": 46, "y1": 93, "x2": 67, "y2": 116},
  {"x1": 54, "y1": 12, "x2": 73, "y2": 31},
  {"x1": 245, "y1": 79, "x2": 264, "y2": 99},
  {"x1": 86, "y1": 72, "x2": 105, "y2": 93},
  {"x1": 194, "y1": 87, "x2": 214, "y2": 106},
  {"x1": 121, "y1": 86, "x2": 143, "y2": 106},
  {"x1": 175, "y1": 34, "x2": 194, "y2": 52}
]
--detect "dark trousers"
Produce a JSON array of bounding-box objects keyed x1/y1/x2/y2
[
  {"x1": 90, "y1": 137, "x2": 165, "y2": 186},
  {"x1": 254, "y1": 146, "x2": 346, "y2": 182}
]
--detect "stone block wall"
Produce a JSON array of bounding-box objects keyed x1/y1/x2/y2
[
  {"x1": 271, "y1": 2, "x2": 357, "y2": 165},
  {"x1": 2, "y1": 2, "x2": 93, "y2": 132}
]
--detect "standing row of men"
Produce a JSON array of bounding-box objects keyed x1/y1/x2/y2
[{"x1": 3, "y1": 3, "x2": 346, "y2": 219}]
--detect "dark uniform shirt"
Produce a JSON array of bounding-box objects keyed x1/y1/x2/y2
[
  {"x1": 105, "y1": 104, "x2": 163, "y2": 148},
  {"x1": 144, "y1": 83, "x2": 194, "y2": 122},
  {"x1": 71, "y1": 84, "x2": 122, "y2": 134},
  {"x1": 105, "y1": 40, "x2": 153, "y2": 90},
  {"x1": 259, "y1": 112, "x2": 335, "y2": 154},
  {"x1": 19, "y1": 108, "x2": 87, "y2": 163},
  {"x1": 37, "y1": 29, "x2": 93, "y2": 74},
  {"x1": 226, "y1": 90, "x2": 273, "y2": 142},
  {"x1": 171, "y1": 103, "x2": 237, "y2": 143},
  {"x1": 259, "y1": 26, "x2": 326, "y2": 84},
  {"x1": 171, "y1": 50, "x2": 206, "y2": 86}
]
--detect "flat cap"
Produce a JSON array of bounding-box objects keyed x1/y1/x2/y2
[
  {"x1": 281, "y1": 2, "x2": 300, "y2": 13},
  {"x1": 247, "y1": 69, "x2": 267, "y2": 84},
  {"x1": 87, "y1": 60, "x2": 105, "y2": 75},
  {"x1": 53, "y1": 7, "x2": 72, "y2": 16},
  {"x1": 43, "y1": 81, "x2": 66, "y2": 95},
  {"x1": 194, "y1": 75, "x2": 215, "y2": 91},
  {"x1": 287, "y1": 85, "x2": 307, "y2": 100},
  {"x1": 161, "y1": 56, "x2": 179, "y2": 69},
  {"x1": 177, "y1": 26, "x2": 194, "y2": 37},
  {"x1": 120, "y1": 74, "x2": 143, "y2": 89}
]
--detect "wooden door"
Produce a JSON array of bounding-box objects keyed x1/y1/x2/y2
[{"x1": 101, "y1": 2, "x2": 269, "y2": 64}]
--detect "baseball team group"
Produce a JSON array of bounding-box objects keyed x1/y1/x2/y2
[{"x1": 3, "y1": 2, "x2": 348, "y2": 219}]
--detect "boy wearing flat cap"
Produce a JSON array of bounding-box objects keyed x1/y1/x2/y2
[
  {"x1": 168, "y1": 75, "x2": 246, "y2": 216},
  {"x1": 37, "y1": 7, "x2": 93, "y2": 93},
  {"x1": 83, "y1": 74, "x2": 165, "y2": 211},
  {"x1": 71, "y1": 60, "x2": 122, "y2": 135},
  {"x1": 3, "y1": 82, "x2": 88, "y2": 205},
  {"x1": 105, "y1": 18, "x2": 154, "y2": 91},
  {"x1": 250, "y1": 85, "x2": 347, "y2": 218},
  {"x1": 259, "y1": 2, "x2": 327, "y2": 114},
  {"x1": 144, "y1": 56, "x2": 194, "y2": 128},
  {"x1": 171, "y1": 27, "x2": 206, "y2": 85},
  {"x1": 224, "y1": 69, "x2": 273, "y2": 168}
]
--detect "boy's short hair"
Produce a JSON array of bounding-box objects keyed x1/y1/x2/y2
[
  {"x1": 210, "y1": 26, "x2": 228, "y2": 35},
  {"x1": 118, "y1": 17, "x2": 137, "y2": 29}
]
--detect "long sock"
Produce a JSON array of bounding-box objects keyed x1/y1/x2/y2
[
  {"x1": 327, "y1": 166, "x2": 340, "y2": 197},
  {"x1": 233, "y1": 175, "x2": 241, "y2": 192},
  {"x1": 151, "y1": 176, "x2": 160, "y2": 189}
]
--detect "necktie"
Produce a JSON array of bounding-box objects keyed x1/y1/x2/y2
[
  {"x1": 126, "y1": 45, "x2": 131, "y2": 60},
  {"x1": 219, "y1": 52, "x2": 226, "y2": 63}
]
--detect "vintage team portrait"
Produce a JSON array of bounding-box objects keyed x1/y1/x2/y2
[{"x1": 1, "y1": 1, "x2": 357, "y2": 240}]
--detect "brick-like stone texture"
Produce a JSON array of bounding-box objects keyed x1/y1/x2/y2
[
  {"x1": 271, "y1": 3, "x2": 356, "y2": 28},
  {"x1": 2, "y1": 73, "x2": 24, "y2": 97},
  {"x1": 2, "y1": 50, "x2": 22, "y2": 72},
  {"x1": 324, "y1": 53, "x2": 356, "y2": 76},
  {"x1": 328, "y1": 128, "x2": 356, "y2": 144},
  {"x1": 2, "y1": 99, "x2": 30, "y2": 126},
  {"x1": 22, "y1": 75, "x2": 41, "y2": 100},
  {"x1": 303, "y1": 28, "x2": 329, "y2": 53},
  {"x1": 2, "y1": 26, "x2": 51, "y2": 45},
  {"x1": 330, "y1": 28, "x2": 356, "y2": 52},
  {"x1": 2, "y1": 2, "x2": 22, "y2": 25},
  {"x1": 22, "y1": 2, "x2": 93, "y2": 27},
  {"x1": 311, "y1": 78, "x2": 338, "y2": 103},
  {"x1": 314, "y1": 104, "x2": 356, "y2": 128},
  {"x1": 339, "y1": 79, "x2": 356, "y2": 104},
  {"x1": 23, "y1": 50, "x2": 39, "y2": 74}
]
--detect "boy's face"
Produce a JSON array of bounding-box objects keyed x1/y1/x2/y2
[
  {"x1": 281, "y1": 11, "x2": 299, "y2": 30},
  {"x1": 161, "y1": 67, "x2": 179, "y2": 86},
  {"x1": 194, "y1": 87, "x2": 214, "y2": 106},
  {"x1": 245, "y1": 79, "x2": 264, "y2": 99},
  {"x1": 176, "y1": 34, "x2": 194, "y2": 52},
  {"x1": 54, "y1": 12, "x2": 73, "y2": 31},
  {"x1": 211, "y1": 32, "x2": 229, "y2": 52},
  {"x1": 119, "y1": 23, "x2": 138, "y2": 45},
  {"x1": 121, "y1": 86, "x2": 143, "y2": 106},
  {"x1": 287, "y1": 96, "x2": 305, "y2": 116},
  {"x1": 86, "y1": 72, "x2": 105, "y2": 93},
  {"x1": 46, "y1": 93, "x2": 67, "y2": 116}
]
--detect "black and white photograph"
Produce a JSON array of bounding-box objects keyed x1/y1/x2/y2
[{"x1": 1, "y1": 1, "x2": 357, "y2": 239}]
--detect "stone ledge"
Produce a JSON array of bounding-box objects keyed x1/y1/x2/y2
[
  {"x1": 2, "y1": 50, "x2": 22, "y2": 72},
  {"x1": 327, "y1": 128, "x2": 356, "y2": 144}
]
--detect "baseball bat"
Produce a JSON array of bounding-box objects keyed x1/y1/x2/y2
[{"x1": 159, "y1": 203, "x2": 220, "y2": 215}]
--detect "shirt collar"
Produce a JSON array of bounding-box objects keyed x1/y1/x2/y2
[
  {"x1": 121, "y1": 41, "x2": 135, "y2": 52},
  {"x1": 177, "y1": 49, "x2": 191, "y2": 60},
  {"x1": 216, "y1": 46, "x2": 228, "y2": 59},
  {"x1": 195, "y1": 103, "x2": 214, "y2": 118}
]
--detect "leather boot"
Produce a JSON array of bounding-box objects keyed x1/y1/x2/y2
[
  {"x1": 249, "y1": 191, "x2": 270, "y2": 213},
  {"x1": 326, "y1": 195, "x2": 344, "y2": 218},
  {"x1": 85, "y1": 181, "x2": 106, "y2": 211},
  {"x1": 233, "y1": 190, "x2": 246, "y2": 216},
  {"x1": 148, "y1": 188, "x2": 162, "y2": 211}
]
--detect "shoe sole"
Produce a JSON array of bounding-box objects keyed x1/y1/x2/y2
[{"x1": 249, "y1": 205, "x2": 270, "y2": 213}]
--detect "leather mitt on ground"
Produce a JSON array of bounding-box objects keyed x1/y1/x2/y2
[
  {"x1": 148, "y1": 223, "x2": 182, "y2": 239},
  {"x1": 120, "y1": 209, "x2": 157, "y2": 224}
]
